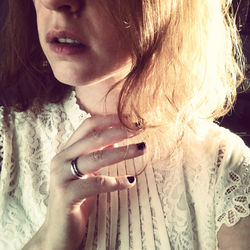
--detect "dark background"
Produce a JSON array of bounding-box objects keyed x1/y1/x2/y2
[
  {"x1": 0, "y1": 0, "x2": 250, "y2": 146},
  {"x1": 219, "y1": 0, "x2": 250, "y2": 146}
]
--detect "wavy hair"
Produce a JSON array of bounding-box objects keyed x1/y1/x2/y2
[
  {"x1": 0, "y1": 0, "x2": 245, "y2": 160},
  {"x1": 104, "y1": 0, "x2": 245, "y2": 161}
]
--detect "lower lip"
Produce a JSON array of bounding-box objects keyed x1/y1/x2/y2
[{"x1": 49, "y1": 42, "x2": 87, "y2": 56}]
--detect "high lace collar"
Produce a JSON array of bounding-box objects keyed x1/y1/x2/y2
[{"x1": 63, "y1": 90, "x2": 91, "y2": 130}]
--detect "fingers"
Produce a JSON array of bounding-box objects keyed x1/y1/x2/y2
[
  {"x1": 50, "y1": 115, "x2": 144, "y2": 204},
  {"x1": 62, "y1": 126, "x2": 137, "y2": 160},
  {"x1": 67, "y1": 175, "x2": 136, "y2": 203},
  {"x1": 62, "y1": 143, "x2": 146, "y2": 180},
  {"x1": 63, "y1": 115, "x2": 123, "y2": 149},
  {"x1": 45, "y1": 115, "x2": 142, "y2": 249}
]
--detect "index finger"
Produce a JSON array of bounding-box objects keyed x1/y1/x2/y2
[{"x1": 64, "y1": 115, "x2": 122, "y2": 148}]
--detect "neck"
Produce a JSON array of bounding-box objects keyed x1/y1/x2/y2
[{"x1": 75, "y1": 80, "x2": 121, "y2": 116}]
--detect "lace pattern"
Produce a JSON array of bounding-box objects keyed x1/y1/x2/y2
[
  {"x1": 0, "y1": 93, "x2": 250, "y2": 250},
  {"x1": 215, "y1": 142, "x2": 250, "y2": 231}
]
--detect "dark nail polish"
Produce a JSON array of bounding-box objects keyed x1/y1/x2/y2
[
  {"x1": 127, "y1": 176, "x2": 135, "y2": 183},
  {"x1": 135, "y1": 119, "x2": 144, "y2": 128},
  {"x1": 135, "y1": 121, "x2": 141, "y2": 128},
  {"x1": 136, "y1": 142, "x2": 146, "y2": 150}
]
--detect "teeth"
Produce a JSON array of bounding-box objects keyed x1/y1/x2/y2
[{"x1": 57, "y1": 38, "x2": 81, "y2": 44}]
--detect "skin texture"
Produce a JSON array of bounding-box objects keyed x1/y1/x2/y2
[
  {"x1": 23, "y1": 115, "x2": 145, "y2": 250},
  {"x1": 33, "y1": 0, "x2": 132, "y2": 115},
  {"x1": 24, "y1": 1, "x2": 250, "y2": 249},
  {"x1": 33, "y1": 0, "x2": 131, "y2": 86},
  {"x1": 217, "y1": 215, "x2": 250, "y2": 250},
  {"x1": 23, "y1": 1, "x2": 143, "y2": 249}
]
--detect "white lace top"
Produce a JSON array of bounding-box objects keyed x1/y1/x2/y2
[{"x1": 0, "y1": 92, "x2": 249, "y2": 250}]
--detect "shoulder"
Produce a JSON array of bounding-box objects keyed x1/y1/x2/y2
[
  {"x1": 198, "y1": 122, "x2": 250, "y2": 221},
  {"x1": 184, "y1": 121, "x2": 248, "y2": 165},
  {"x1": 182, "y1": 121, "x2": 245, "y2": 179},
  {"x1": 184, "y1": 122, "x2": 250, "y2": 249},
  {"x1": 204, "y1": 124, "x2": 250, "y2": 249}
]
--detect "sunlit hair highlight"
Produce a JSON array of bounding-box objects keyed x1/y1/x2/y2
[
  {"x1": 0, "y1": 0, "x2": 245, "y2": 162},
  {"x1": 102, "y1": 0, "x2": 245, "y2": 162}
]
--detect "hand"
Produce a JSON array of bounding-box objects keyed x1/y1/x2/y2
[{"x1": 23, "y1": 115, "x2": 146, "y2": 250}]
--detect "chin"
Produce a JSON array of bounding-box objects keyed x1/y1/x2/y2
[
  {"x1": 54, "y1": 73, "x2": 80, "y2": 86},
  {"x1": 51, "y1": 64, "x2": 89, "y2": 86},
  {"x1": 49, "y1": 60, "x2": 131, "y2": 87}
]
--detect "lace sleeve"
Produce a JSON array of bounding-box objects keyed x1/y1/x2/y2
[{"x1": 215, "y1": 136, "x2": 250, "y2": 233}]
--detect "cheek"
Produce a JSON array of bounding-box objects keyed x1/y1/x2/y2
[
  {"x1": 87, "y1": 5, "x2": 129, "y2": 54},
  {"x1": 93, "y1": 24, "x2": 130, "y2": 65},
  {"x1": 33, "y1": 4, "x2": 49, "y2": 44},
  {"x1": 36, "y1": 17, "x2": 52, "y2": 58}
]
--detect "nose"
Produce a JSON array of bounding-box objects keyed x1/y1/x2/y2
[{"x1": 40, "y1": 0, "x2": 81, "y2": 13}]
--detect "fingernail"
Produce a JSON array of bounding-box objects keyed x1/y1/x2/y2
[
  {"x1": 135, "y1": 119, "x2": 144, "y2": 128},
  {"x1": 136, "y1": 142, "x2": 146, "y2": 150},
  {"x1": 135, "y1": 121, "x2": 141, "y2": 128},
  {"x1": 127, "y1": 176, "x2": 135, "y2": 183}
]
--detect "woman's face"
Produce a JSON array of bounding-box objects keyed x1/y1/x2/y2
[{"x1": 33, "y1": 0, "x2": 131, "y2": 86}]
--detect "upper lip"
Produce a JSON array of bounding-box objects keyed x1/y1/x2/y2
[{"x1": 46, "y1": 29, "x2": 85, "y2": 44}]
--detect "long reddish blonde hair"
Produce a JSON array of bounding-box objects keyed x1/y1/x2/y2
[{"x1": 0, "y1": 0, "x2": 245, "y2": 160}]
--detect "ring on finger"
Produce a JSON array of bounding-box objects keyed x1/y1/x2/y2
[{"x1": 70, "y1": 157, "x2": 88, "y2": 180}]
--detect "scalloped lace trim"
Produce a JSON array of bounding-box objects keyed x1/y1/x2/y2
[{"x1": 215, "y1": 145, "x2": 250, "y2": 232}]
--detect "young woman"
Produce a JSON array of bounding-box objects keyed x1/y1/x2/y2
[{"x1": 0, "y1": 0, "x2": 249, "y2": 249}]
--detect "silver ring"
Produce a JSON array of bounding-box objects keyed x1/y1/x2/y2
[{"x1": 70, "y1": 157, "x2": 88, "y2": 180}]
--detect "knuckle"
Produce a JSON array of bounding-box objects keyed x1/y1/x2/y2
[
  {"x1": 95, "y1": 176, "x2": 106, "y2": 188},
  {"x1": 50, "y1": 155, "x2": 65, "y2": 181},
  {"x1": 115, "y1": 177, "x2": 121, "y2": 188},
  {"x1": 114, "y1": 177, "x2": 126, "y2": 190},
  {"x1": 94, "y1": 176, "x2": 126, "y2": 193},
  {"x1": 118, "y1": 146, "x2": 129, "y2": 159},
  {"x1": 90, "y1": 150, "x2": 104, "y2": 162},
  {"x1": 91, "y1": 130, "x2": 102, "y2": 140}
]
